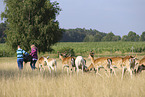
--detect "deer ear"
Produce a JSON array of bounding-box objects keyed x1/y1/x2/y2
[{"x1": 90, "y1": 50, "x2": 94, "y2": 54}]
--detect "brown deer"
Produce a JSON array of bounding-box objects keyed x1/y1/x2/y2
[
  {"x1": 59, "y1": 53, "x2": 75, "y2": 74},
  {"x1": 134, "y1": 56, "x2": 145, "y2": 73},
  {"x1": 88, "y1": 52, "x2": 116, "y2": 76},
  {"x1": 121, "y1": 55, "x2": 136, "y2": 79},
  {"x1": 109, "y1": 57, "x2": 123, "y2": 69}
]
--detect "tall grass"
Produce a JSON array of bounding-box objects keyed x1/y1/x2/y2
[{"x1": 0, "y1": 57, "x2": 145, "y2": 97}]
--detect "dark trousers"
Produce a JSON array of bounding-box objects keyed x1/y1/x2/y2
[{"x1": 30, "y1": 60, "x2": 37, "y2": 70}]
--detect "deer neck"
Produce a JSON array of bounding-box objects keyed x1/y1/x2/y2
[
  {"x1": 59, "y1": 55, "x2": 64, "y2": 61},
  {"x1": 90, "y1": 56, "x2": 95, "y2": 64}
]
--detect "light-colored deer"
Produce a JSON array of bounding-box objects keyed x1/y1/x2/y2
[
  {"x1": 75, "y1": 56, "x2": 87, "y2": 75},
  {"x1": 38, "y1": 56, "x2": 57, "y2": 73}
]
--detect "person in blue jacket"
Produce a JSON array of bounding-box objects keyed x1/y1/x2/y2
[{"x1": 16, "y1": 45, "x2": 27, "y2": 70}]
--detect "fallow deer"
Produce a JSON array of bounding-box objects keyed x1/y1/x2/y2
[
  {"x1": 88, "y1": 52, "x2": 116, "y2": 76},
  {"x1": 134, "y1": 56, "x2": 145, "y2": 73},
  {"x1": 59, "y1": 53, "x2": 75, "y2": 74},
  {"x1": 38, "y1": 56, "x2": 57, "y2": 73},
  {"x1": 121, "y1": 55, "x2": 136, "y2": 79},
  {"x1": 75, "y1": 56, "x2": 87, "y2": 75}
]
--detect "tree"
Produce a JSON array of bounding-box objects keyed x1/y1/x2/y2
[
  {"x1": 102, "y1": 32, "x2": 115, "y2": 41},
  {"x1": 128, "y1": 31, "x2": 139, "y2": 41},
  {"x1": 94, "y1": 34, "x2": 102, "y2": 42},
  {"x1": 83, "y1": 35, "x2": 90, "y2": 42},
  {"x1": 122, "y1": 35, "x2": 129, "y2": 41},
  {"x1": 140, "y1": 31, "x2": 145, "y2": 41},
  {"x1": 1, "y1": 0, "x2": 63, "y2": 52},
  {"x1": 112, "y1": 36, "x2": 121, "y2": 41},
  {"x1": 83, "y1": 35, "x2": 94, "y2": 42},
  {"x1": 0, "y1": 22, "x2": 7, "y2": 43}
]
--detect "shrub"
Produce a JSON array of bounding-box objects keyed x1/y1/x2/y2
[{"x1": 58, "y1": 47, "x2": 75, "y2": 57}]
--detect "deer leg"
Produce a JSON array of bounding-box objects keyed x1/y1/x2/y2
[
  {"x1": 39, "y1": 64, "x2": 42, "y2": 71},
  {"x1": 70, "y1": 65, "x2": 74, "y2": 74},
  {"x1": 75, "y1": 65, "x2": 79, "y2": 75},
  {"x1": 103, "y1": 66, "x2": 110, "y2": 77},
  {"x1": 121, "y1": 67, "x2": 125, "y2": 80},
  {"x1": 47, "y1": 65, "x2": 51, "y2": 74},
  {"x1": 67, "y1": 67, "x2": 69, "y2": 75},
  {"x1": 128, "y1": 68, "x2": 133, "y2": 79},
  {"x1": 82, "y1": 65, "x2": 83, "y2": 74},
  {"x1": 95, "y1": 67, "x2": 104, "y2": 78},
  {"x1": 62, "y1": 65, "x2": 65, "y2": 73},
  {"x1": 55, "y1": 65, "x2": 57, "y2": 73},
  {"x1": 110, "y1": 66, "x2": 116, "y2": 76}
]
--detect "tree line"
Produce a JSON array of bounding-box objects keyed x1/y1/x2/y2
[
  {"x1": 0, "y1": 24, "x2": 145, "y2": 43},
  {"x1": 60, "y1": 28, "x2": 145, "y2": 42}
]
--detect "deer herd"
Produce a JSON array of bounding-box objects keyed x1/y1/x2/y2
[{"x1": 37, "y1": 51, "x2": 145, "y2": 79}]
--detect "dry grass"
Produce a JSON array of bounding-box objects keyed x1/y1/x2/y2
[{"x1": 0, "y1": 57, "x2": 145, "y2": 97}]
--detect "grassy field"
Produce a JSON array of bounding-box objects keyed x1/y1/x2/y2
[
  {"x1": 52, "y1": 42, "x2": 145, "y2": 54},
  {"x1": 1, "y1": 42, "x2": 145, "y2": 57},
  {"x1": 1, "y1": 57, "x2": 145, "y2": 97}
]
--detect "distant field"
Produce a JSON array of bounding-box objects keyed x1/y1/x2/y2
[
  {"x1": 1, "y1": 42, "x2": 145, "y2": 57},
  {"x1": 0, "y1": 57, "x2": 145, "y2": 97},
  {"x1": 51, "y1": 42, "x2": 145, "y2": 57}
]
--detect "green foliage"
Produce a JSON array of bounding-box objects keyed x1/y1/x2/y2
[
  {"x1": 101, "y1": 32, "x2": 115, "y2": 41},
  {"x1": 140, "y1": 31, "x2": 145, "y2": 41},
  {"x1": 1, "y1": 0, "x2": 63, "y2": 52},
  {"x1": 83, "y1": 35, "x2": 94, "y2": 42},
  {"x1": 60, "y1": 29, "x2": 122, "y2": 42},
  {"x1": 122, "y1": 31, "x2": 139, "y2": 41},
  {"x1": 128, "y1": 31, "x2": 139, "y2": 41},
  {"x1": 0, "y1": 22, "x2": 7, "y2": 43},
  {"x1": 57, "y1": 47, "x2": 75, "y2": 57},
  {"x1": 112, "y1": 36, "x2": 121, "y2": 41},
  {"x1": 0, "y1": 44, "x2": 15, "y2": 57},
  {"x1": 122, "y1": 35, "x2": 128, "y2": 41},
  {"x1": 60, "y1": 28, "x2": 107, "y2": 42}
]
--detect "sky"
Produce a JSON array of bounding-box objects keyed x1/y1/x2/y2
[{"x1": 0, "y1": 0, "x2": 145, "y2": 37}]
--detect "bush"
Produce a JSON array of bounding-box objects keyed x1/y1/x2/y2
[
  {"x1": 0, "y1": 44, "x2": 15, "y2": 57},
  {"x1": 58, "y1": 47, "x2": 75, "y2": 57}
]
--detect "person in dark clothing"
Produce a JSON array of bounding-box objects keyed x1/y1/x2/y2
[{"x1": 30, "y1": 44, "x2": 38, "y2": 70}]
